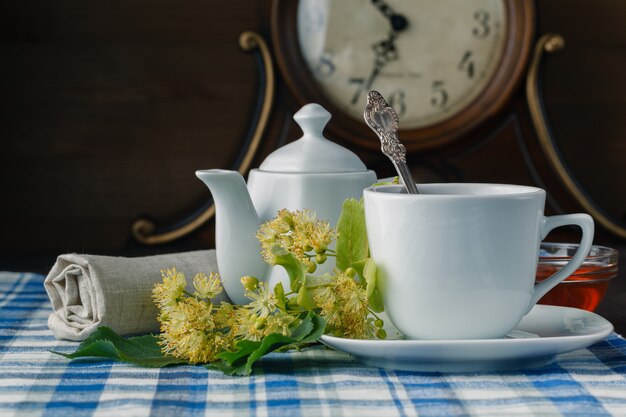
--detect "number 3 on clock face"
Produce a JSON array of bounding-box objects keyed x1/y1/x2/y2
[{"x1": 271, "y1": 0, "x2": 534, "y2": 151}]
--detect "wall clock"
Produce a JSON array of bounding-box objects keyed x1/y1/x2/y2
[{"x1": 270, "y1": 0, "x2": 534, "y2": 152}]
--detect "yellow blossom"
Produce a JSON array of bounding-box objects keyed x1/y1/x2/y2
[
  {"x1": 313, "y1": 285, "x2": 341, "y2": 328},
  {"x1": 193, "y1": 272, "x2": 223, "y2": 300},
  {"x1": 152, "y1": 268, "x2": 187, "y2": 309},
  {"x1": 151, "y1": 205, "x2": 384, "y2": 367},
  {"x1": 157, "y1": 297, "x2": 230, "y2": 363},
  {"x1": 264, "y1": 311, "x2": 295, "y2": 336},
  {"x1": 245, "y1": 282, "x2": 277, "y2": 318},
  {"x1": 256, "y1": 209, "x2": 337, "y2": 270},
  {"x1": 313, "y1": 272, "x2": 375, "y2": 339},
  {"x1": 234, "y1": 311, "x2": 266, "y2": 342}
]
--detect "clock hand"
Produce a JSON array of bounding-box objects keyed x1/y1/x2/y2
[
  {"x1": 355, "y1": 31, "x2": 399, "y2": 105},
  {"x1": 365, "y1": 60, "x2": 383, "y2": 91},
  {"x1": 370, "y1": 0, "x2": 409, "y2": 32},
  {"x1": 369, "y1": 30, "x2": 399, "y2": 84},
  {"x1": 371, "y1": 31, "x2": 399, "y2": 65}
]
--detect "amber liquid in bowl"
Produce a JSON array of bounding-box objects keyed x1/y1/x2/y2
[
  {"x1": 536, "y1": 264, "x2": 613, "y2": 311},
  {"x1": 535, "y1": 243, "x2": 618, "y2": 311}
]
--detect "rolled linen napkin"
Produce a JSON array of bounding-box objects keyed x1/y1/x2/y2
[{"x1": 44, "y1": 250, "x2": 229, "y2": 341}]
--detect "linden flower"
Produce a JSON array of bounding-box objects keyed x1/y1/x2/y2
[
  {"x1": 245, "y1": 282, "x2": 277, "y2": 318},
  {"x1": 336, "y1": 273, "x2": 375, "y2": 339},
  {"x1": 162, "y1": 328, "x2": 229, "y2": 364},
  {"x1": 264, "y1": 310, "x2": 295, "y2": 337},
  {"x1": 313, "y1": 286, "x2": 341, "y2": 327},
  {"x1": 256, "y1": 210, "x2": 292, "y2": 261},
  {"x1": 212, "y1": 302, "x2": 238, "y2": 345},
  {"x1": 213, "y1": 301, "x2": 237, "y2": 328},
  {"x1": 163, "y1": 298, "x2": 215, "y2": 334},
  {"x1": 153, "y1": 267, "x2": 187, "y2": 309},
  {"x1": 160, "y1": 307, "x2": 187, "y2": 334},
  {"x1": 158, "y1": 298, "x2": 230, "y2": 364},
  {"x1": 314, "y1": 272, "x2": 375, "y2": 339},
  {"x1": 234, "y1": 311, "x2": 266, "y2": 342},
  {"x1": 233, "y1": 309, "x2": 294, "y2": 342},
  {"x1": 311, "y1": 221, "x2": 336, "y2": 254},
  {"x1": 293, "y1": 209, "x2": 337, "y2": 257},
  {"x1": 193, "y1": 272, "x2": 223, "y2": 300},
  {"x1": 256, "y1": 209, "x2": 337, "y2": 270}
]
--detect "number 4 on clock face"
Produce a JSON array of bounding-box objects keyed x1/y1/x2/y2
[{"x1": 271, "y1": 0, "x2": 535, "y2": 151}]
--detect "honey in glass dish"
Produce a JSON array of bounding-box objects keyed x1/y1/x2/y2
[{"x1": 536, "y1": 243, "x2": 618, "y2": 311}]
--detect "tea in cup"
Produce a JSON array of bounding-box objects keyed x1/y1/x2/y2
[{"x1": 363, "y1": 183, "x2": 594, "y2": 340}]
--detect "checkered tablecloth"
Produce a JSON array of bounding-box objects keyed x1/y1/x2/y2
[{"x1": 2, "y1": 272, "x2": 626, "y2": 416}]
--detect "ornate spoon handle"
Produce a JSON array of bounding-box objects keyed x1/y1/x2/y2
[{"x1": 363, "y1": 90, "x2": 419, "y2": 194}]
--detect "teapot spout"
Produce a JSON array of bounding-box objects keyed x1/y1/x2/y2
[{"x1": 195, "y1": 169, "x2": 268, "y2": 304}]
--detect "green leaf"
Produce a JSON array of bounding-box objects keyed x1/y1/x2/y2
[
  {"x1": 53, "y1": 327, "x2": 184, "y2": 368},
  {"x1": 213, "y1": 340, "x2": 261, "y2": 366},
  {"x1": 371, "y1": 176, "x2": 399, "y2": 187},
  {"x1": 55, "y1": 315, "x2": 327, "y2": 376},
  {"x1": 299, "y1": 312, "x2": 326, "y2": 343},
  {"x1": 363, "y1": 258, "x2": 384, "y2": 313},
  {"x1": 297, "y1": 282, "x2": 316, "y2": 310},
  {"x1": 271, "y1": 246, "x2": 307, "y2": 292},
  {"x1": 336, "y1": 198, "x2": 369, "y2": 273},
  {"x1": 212, "y1": 312, "x2": 325, "y2": 376},
  {"x1": 289, "y1": 313, "x2": 315, "y2": 340},
  {"x1": 363, "y1": 258, "x2": 376, "y2": 299},
  {"x1": 303, "y1": 272, "x2": 333, "y2": 288},
  {"x1": 273, "y1": 282, "x2": 288, "y2": 311},
  {"x1": 350, "y1": 259, "x2": 368, "y2": 281}
]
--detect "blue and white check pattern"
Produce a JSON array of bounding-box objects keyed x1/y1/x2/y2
[{"x1": 2, "y1": 272, "x2": 626, "y2": 416}]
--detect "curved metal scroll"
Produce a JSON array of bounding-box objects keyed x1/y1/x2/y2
[
  {"x1": 526, "y1": 33, "x2": 626, "y2": 239},
  {"x1": 131, "y1": 31, "x2": 275, "y2": 245}
]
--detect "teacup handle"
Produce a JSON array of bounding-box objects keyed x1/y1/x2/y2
[{"x1": 528, "y1": 213, "x2": 595, "y2": 311}]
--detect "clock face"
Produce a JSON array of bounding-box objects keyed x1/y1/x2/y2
[{"x1": 297, "y1": 0, "x2": 507, "y2": 129}]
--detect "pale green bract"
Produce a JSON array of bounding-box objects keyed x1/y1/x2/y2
[
  {"x1": 336, "y1": 198, "x2": 369, "y2": 276},
  {"x1": 335, "y1": 197, "x2": 384, "y2": 313}
]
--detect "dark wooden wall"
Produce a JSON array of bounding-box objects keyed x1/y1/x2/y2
[
  {"x1": 539, "y1": 0, "x2": 626, "y2": 224},
  {"x1": 1, "y1": 0, "x2": 265, "y2": 258},
  {"x1": 1, "y1": 0, "x2": 625, "y2": 271}
]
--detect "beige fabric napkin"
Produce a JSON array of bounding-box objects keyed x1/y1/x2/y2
[{"x1": 44, "y1": 250, "x2": 228, "y2": 341}]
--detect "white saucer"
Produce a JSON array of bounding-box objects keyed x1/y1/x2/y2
[{"x1": 320, "y1": 305, "x2": 613, "y2": 373}]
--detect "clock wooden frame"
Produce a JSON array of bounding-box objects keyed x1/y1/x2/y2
[{"x1": 270, "y1": 0, "x2": 535, "y2": 152}]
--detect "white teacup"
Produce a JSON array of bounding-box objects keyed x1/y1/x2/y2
[{"x1": 363, "y1": 183, "x2": 594, "y2": 340}]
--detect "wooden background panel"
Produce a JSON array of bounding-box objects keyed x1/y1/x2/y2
[
  {"x1": 0, "y1": 0, "x2": 263, "y2": 254},
  {"x1": 538, "y1": 0, "x2": 626, "y2": 225},
  {"x1": 2, "y1": 0, "x2": 626, "y2": 265}
]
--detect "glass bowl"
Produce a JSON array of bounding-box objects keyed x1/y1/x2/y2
[{"x1": 536, "y1": 243, "x2": 618, "y2": 311}]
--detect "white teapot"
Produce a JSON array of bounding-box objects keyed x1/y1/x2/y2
[{"x1": 196, "y1": 104, "x2": 376, "y2": 304}]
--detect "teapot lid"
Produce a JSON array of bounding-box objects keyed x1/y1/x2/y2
[{"x1": 258, "y1": 103, "x2": 368, "y2": 173}]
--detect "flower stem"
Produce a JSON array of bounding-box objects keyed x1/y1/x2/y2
[{"x1": 369, "y1": 309, "x2": 383, "y2": 321}]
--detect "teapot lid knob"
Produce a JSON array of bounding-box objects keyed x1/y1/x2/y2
[
  {"x1": 293, "y1": 103, "x2": 331, "y2": 140},
  {"x1": 258, "y1": 103, "x2": 369, "y2": 173}
]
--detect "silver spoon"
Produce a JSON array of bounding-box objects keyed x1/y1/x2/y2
[{"x1": 363, "y1": 90, "x2": 419, "y2": 194}]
